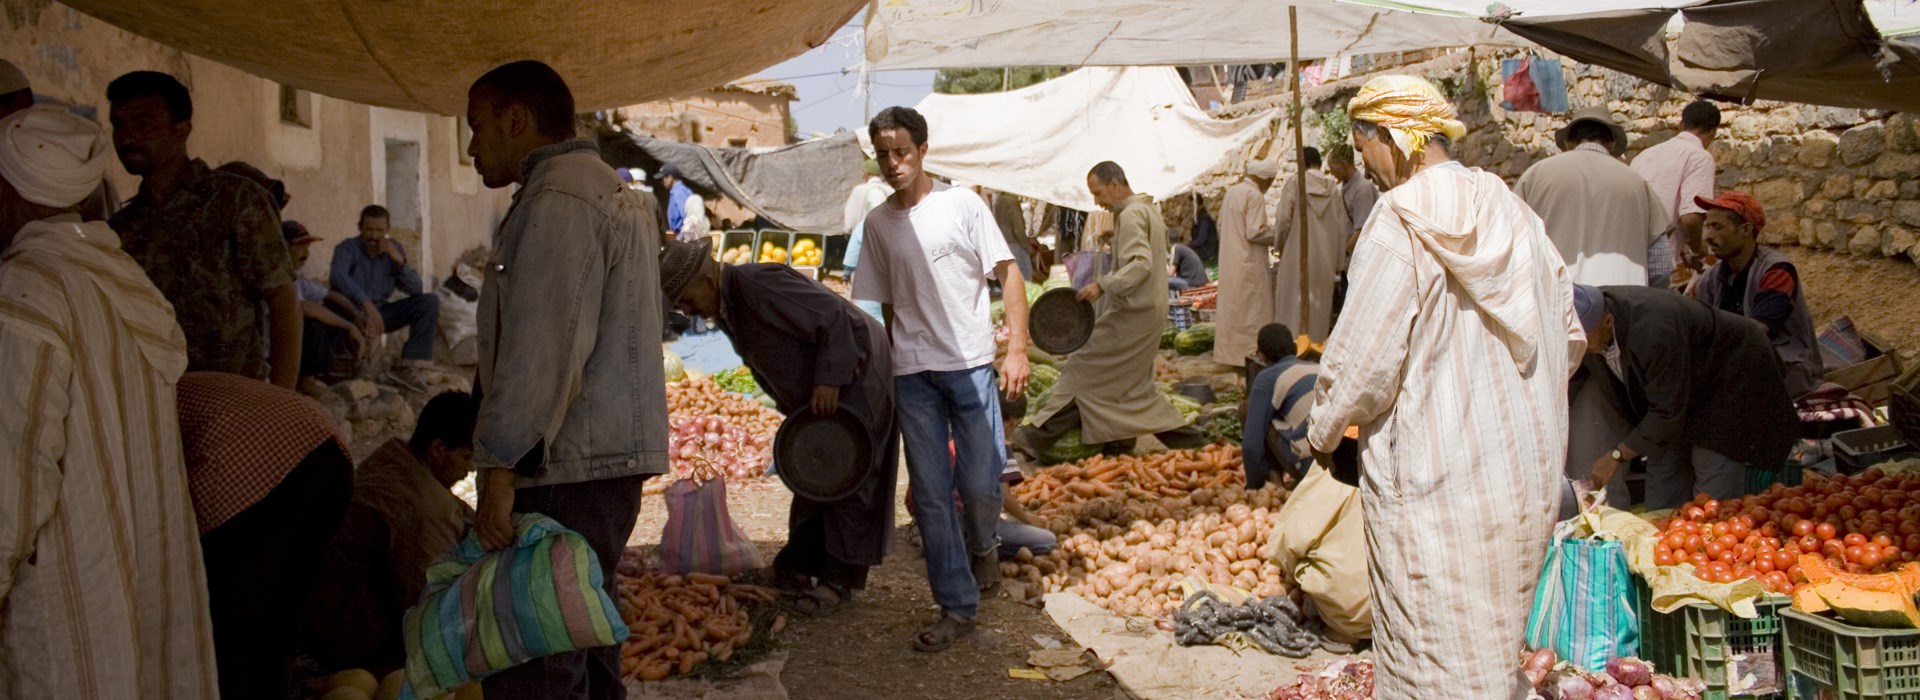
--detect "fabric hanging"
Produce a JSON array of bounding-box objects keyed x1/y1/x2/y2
[
  {"x1": 1502, "y1": 57, "x2": 1544, "y2": 112},
  {"x1": 1530, "y1": 57, "x2": 1571, "y2": 113}
]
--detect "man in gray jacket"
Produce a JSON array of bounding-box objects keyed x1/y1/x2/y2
[{"x1": 464, "y1": 60, "x2": 669, "y2": 699}]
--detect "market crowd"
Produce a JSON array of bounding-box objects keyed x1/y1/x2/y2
[{"x1": 0, "y1": 45, "x2": 1839, "y2": 700}]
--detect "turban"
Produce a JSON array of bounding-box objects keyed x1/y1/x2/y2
[
  {"x1": 1246, "y1": 159, "x2": 1279, "y2": 180},
  {"x1": 1347, "y1": 75, "x2": 1468, "y2": 158},
  {"x1": 0, "y1": 104, "x2": 110, "y2": 208},
  {"x1": 1572, "y1": 284, "x2": 1605, "y2": 336}
]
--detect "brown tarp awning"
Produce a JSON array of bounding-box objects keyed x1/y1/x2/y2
[
  {"x1": 1499, "y1": 0, "x2": 1920, "y2": 112},
  {"x1": 62, "y1": 0, "x2": 865, "y2": 115}
]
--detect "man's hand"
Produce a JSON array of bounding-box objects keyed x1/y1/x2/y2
[
  {"x1": 361, "y1": 299, "x2": 386, "y2": 338},
  {"x1": 476, "y1": 468, "x2": 518, "y2": 551},
  {"x1": 1000, "y1": 350, "x2": 1031, "y2": 398},
  {"x1": 1076, "y1": 282, "x2": 1103, "y2": 303},
  {"x1": 810, "y1": 385, "x2": 841, "y2": 415},
  {"x1": 1589, "y1": 454, "x2": 1622, "y2": 491},
  {"x1": 346, "y1": 325, "x2": 366, "y2": 359}
]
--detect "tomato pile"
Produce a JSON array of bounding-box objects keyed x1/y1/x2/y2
[{"x1": 1652, "y1": 467, "x2": 1920, "y2": 595}]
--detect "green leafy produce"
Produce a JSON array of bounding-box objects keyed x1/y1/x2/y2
[
  {"x1": 664, "y1": 351, "x2": 687, "y2": 384},
  {"x1": 1172, "y1": 323, "x2": 1216, "y2": 356},
  {"x1": 1166, "y1": 394, "x2": 1203, "y2": 424},
  {"x1": 1026, "y1": 364, "x2": 1061, "y2": 407},
  {"x1": 1204, "y1": 411, "x2": 1243, "y2": 444},
  {"x1": 1161, "y1": 326, "x2": 1180, "y2": 349},
  {"x1": 713, "y1": 366, "x2": 760, "y2": 395},
  {"x1": 1043, "y1": 429, "x2": 1103, "y2": 464},
  {"x1": 1024, "y1": 281, "x2": 1046, "y2": 305},
  {"x1": 1041, "y1": 277, "x2": 1070, "y2": 291}
]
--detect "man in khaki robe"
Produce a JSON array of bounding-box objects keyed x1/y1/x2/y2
[
  {"x1": 1015, "y1": 162, "x2": 1203, "y2": 459},
  {"x1": 1514, "y1": 107, "x2": 1671, "y2": 287},
  {"x1": 1272, "y1": 148, "x2": 1350, "y2": 343},
  {"x1": 1213, "y1": 159, "x2": 1276, "y2": 365}
]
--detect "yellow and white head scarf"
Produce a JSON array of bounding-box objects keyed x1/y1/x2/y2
[{"x1": 1347, "y1": 75, "x2": 1468, "y2": 158}]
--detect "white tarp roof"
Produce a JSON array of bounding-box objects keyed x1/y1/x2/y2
[
  {"x1": 63, "y1": 0, "x2": 864, "y2": 115},
  {"x1": 907, "y1": 67, "x2": 1275, "y2": 212},
  {"x1": 865, "y1": 0, "x2": 1920, "y2": 69}
]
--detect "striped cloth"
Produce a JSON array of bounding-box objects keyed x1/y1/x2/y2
[
  {"x1": 1241, "y1": 357, "x2": 1319, "y2": 489},
  {"x1": 398, "y1": 513, "x2": 628, "y2": 700},
  {"x1": 0, "y1": 217, "x2": 220, "y2": 699}
]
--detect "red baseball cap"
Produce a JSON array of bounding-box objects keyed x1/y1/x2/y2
[{"x1": 1695, "y1": 191, "x2": 1765, "y2": 232}]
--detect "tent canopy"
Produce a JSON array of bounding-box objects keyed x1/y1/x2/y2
[
  {"x1": 64, "y1": 0, "x2": 864, "y2": 115},
  {"x1": 909, "y1": 67, "x2": 1275, "y2": 212},
  {"x1": 597, "y1": 130, "x2": 865, "y2": 233}
]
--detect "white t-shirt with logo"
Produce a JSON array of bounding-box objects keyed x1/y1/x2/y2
[{"x1": 851, "y1": 183, "x2": 1014, "y2": 376}]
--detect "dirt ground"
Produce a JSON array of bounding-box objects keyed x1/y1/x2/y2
[
  {"x1": 1784, "y1": 246, "x2": 1920, "y2": 361},
  {"x1": 626, "y1": 475, "x2": 1125, "y2": 700}
]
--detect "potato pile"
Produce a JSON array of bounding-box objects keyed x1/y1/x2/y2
[
  {"x1": 651, "y1": 378, "x2": 785, "y2": 495},
  {"x1": 613, "y1": 548, "x2": 785, "y2": 682},
  {"x1": 1005, "y1": 444, "x2": 1290, "y2": 618}
]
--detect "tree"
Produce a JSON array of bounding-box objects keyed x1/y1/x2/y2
[{"x1": 933, "y1": 67, "x2": 1066, "y2": 95}]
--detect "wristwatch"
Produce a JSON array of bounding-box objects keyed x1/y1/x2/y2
[{"x1": 1609, "y1": 448, "x2": 1626, "y2": 462}]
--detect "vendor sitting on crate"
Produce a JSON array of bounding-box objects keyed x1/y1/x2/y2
[
  {"x1": 658, "y1": 237, "x2": 897, "y2": 618},
  {"x1": 1572, "y1": 284, "x2": 1800, "y2": 510}
]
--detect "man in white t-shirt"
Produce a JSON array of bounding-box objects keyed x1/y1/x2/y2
[{"x1": 851, "y1": 106, "x2": 1031, "y2": 653}]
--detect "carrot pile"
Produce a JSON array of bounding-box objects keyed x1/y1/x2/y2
[
  {"x1": 613, "y1": 548, "x2": 785, "y2": 682},
  {"x1": 1007, "y1": 444, "x2": 1289, "y2": 618}
]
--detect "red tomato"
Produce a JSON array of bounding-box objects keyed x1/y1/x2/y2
[
  {"x1": 1793, "y1": 519, "x2": 1815, "y2": 537},
  {"x1": 1816, "y1": 523, "x2": 1838, "y2": 541},
  {"x1": 1872, "y1": 534, "x2": 1894, "y2": 548},
  {"x1": 1844, "y1": 532, "x2": 1869, "y2": 547},
  {"x1": 1860, "y1": 550, "x2": 1884, "y2": 569},
  {"x1": 1773, "y1": 550, "x2": 1795, "y2": 569}
]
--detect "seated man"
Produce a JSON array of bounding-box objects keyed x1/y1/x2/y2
[
  {"x1": 284, "y1": 221, "x2": 364, "y2": 385},
  {"x1": 306, "y1": 391, "x2": 477, "y2": 676},
  {"x1": 1168, "y1": 241, "x2": 1209, "y2": 290},
  {"x1": 995, "y1": 394, "x2": 1056, "y2": 559},
  {"x1": 1241, "y1": 324, "x2": 1369, "y2": 649},
  {"x1": 1686, "y1": 192, "x2": 1821, "y2": 399},
  {"x1": 1575, "y1": 285, "x2": 1800, "y2": 508},
  {"x1": 329, "y1": 204, "x2": 439, "y2": 379}
]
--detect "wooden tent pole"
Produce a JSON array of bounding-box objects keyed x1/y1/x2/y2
[{"x1": 1291, "y1": 5, "x2": 1310, "y2": 337}]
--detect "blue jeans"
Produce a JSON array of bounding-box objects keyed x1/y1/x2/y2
[
  {"x1": 897, "y1": 365, "x2": 1005, "y2": 618},
  {"x1": 996, "y1": 517, "x2": 1057, "y2": 557},
  {"x1": 378, "y1": 293, "x2": 439, "y2": 361}
]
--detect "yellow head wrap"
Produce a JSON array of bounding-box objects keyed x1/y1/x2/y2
[{"x1": 1347, "y1": 75, "x2": 1468, "y2": 158}]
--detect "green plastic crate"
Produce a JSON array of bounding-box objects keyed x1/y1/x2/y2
[
  {"x1": 1781, "y1": 608, "x2": 1920, "y2": 699},
  {"x1": 1747, "y1": 466, "x2": 1806, "y2": 495},
  {"x1": 1640, "y1": 586, "x2": 1791, "y2": 699}
]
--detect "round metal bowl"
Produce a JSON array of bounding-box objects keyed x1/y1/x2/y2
[
  {"x1": 772, "y1": 408, "x2": 876, "y2": 502},
  {"x1": 1029, "y1": 287, "x2": 1095, "y2": 355}
]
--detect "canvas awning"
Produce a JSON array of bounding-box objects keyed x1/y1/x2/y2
[
  {"x1": 906, "y1": 67, "x2": 1276, "y2": 212},
  {"x1": 62, "y1": 0, "x2": 864, "y2": 115},
  {"x1": 1496, "y1": 0, "x2": 1920, "y2": 113},
  {"x1": 596, "y1": 130, "x2": 865, "y2": 233}
]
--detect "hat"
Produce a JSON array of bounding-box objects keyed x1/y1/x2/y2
[
  {"x1": 1695, "y1": 191, "x2": 1765, "y2": 232},
  {"x1": 1572, "y1": 284, "x2": 1605, "y2": 335},
  {"x1": 656, "y1": 162, "x2": 682, "y2": 180},
  {"x1": 1554, "y1": 106, "x2": 1628, "y2": 156},
  {"x1": 1246, "y1": 159, "x2": 1279, "y2": 180},
  {"x1": 0, "y1": 59, "x2": 28, "y2": 96},
  {"x1": 658, "y1": 237, "x2": 713, "y2": 308},
  {"x1": 281, "y1": 220, "x2": 318, "y2": 245},
  {"x1": 0, "y1": 104, "x2": 110, "y2": 208}
]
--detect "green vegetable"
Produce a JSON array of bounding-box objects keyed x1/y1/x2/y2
[
  {"x1": 664, "y1": 351, "x2": 687, "y2": 384},
  {"x1": 1204, "y1": 412, "x2": 1242, "y2": 444},
  {"x1": 991, "y1": 300, "x2": 1006, "y2": 325},
  {"x1": 1025, "y1": 364, "x2": 1061, "y2": 407},
  {"x1": 713, "y1": 366, "x2": 761, "y2": 395},
  {"x1": 1041, "y1": 277, "x2": 1070, "y2": 291},
  {"x1": 1161, "y1": 326, "x2": 1180, "y2": 350},
  {"x1": 1026, "y1": 345, "x2": 1059, "y2": 368},
  {"x1": 1042, "y1": 429, "x2": 1103, "y2": 464},
  {"x1": 1166, "y1": 394, "x2": 1203, "y2": 424},
  {"x1": 1024, "y1": 281, "x2": 1046, "y2": 306},
  {"x1": 1172, "y1": 323, "x2": 1216, "y2": 356}
]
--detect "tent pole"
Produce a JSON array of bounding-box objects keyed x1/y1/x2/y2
[{"x1": 1291, "y1": 5, "x2": 1310, "y2": 338}]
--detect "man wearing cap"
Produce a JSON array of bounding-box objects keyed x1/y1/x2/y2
[
  {"x1": 284, "y1": 220, "x2": 368, "y2": 384},
  {"x1": 1687, "y1": 192, "x2": 1822, "y2": 400},
  {"x1": 660, "y1": 238, "x2": 897, "y2": 617},
  {"x1": 1308, "y1": 75, "x2": 1582, "y2": 698},
  {"x1": 107, "y1": 71, "x2": 302, "y2": 389},
  {"x1": 1632, "y1": 100, "x2": 1722, "y2": 289},
  {"x1": 1572, "y1": 284, "x2": 1798, "y2": 509},
  {"x1": 1272, "y1": 147, "x2": 1350, "y2": 344},
  {"x1": 0, "y1": 104, "x2": 220, "y2": 698},
  {"x1": 657, "y1": 162, "x2": 696, "y2": 240},
  {"x1": 1516, "y1": 107, "x2": 1672, "y2": 287},
  {"x1": 1213, "y1": 156, "x2": 1276, "y2": 365}
]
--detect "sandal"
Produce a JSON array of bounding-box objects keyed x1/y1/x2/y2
[
  {"x1": 747, "y1": 566, "x2": 814, "y2": 595},
  {"x1": 786, "y1": 584, "x2": 849, "y2": 617},
  {"x1": 911, "y1": 613, "x2": 976, "y2": 652}
]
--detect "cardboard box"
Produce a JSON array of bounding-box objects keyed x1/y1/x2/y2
[{"x1": 1824, "y1": 331, "x2": 1902, "y2": 406}]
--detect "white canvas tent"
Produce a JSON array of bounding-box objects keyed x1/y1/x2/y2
[{"x1": 906, "y1": 67, "x2": 1276, "y2": 212}]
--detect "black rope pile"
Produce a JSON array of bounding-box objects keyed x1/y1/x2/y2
[{"x1": 1172, "y1": 590, "x2": 1321, "y2": 658}]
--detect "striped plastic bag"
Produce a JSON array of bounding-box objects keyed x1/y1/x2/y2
[
  {"x1": 396, "y1": 513, "x2": 628, "y2": 700},
  {"x1": 1525, "y1": 516, "x2": 1641, "y2": 672},
  {"x1": 658, "y1": 472, "x2": 764, "y2": 577}
]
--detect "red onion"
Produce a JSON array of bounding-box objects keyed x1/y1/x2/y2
[
  {"x1": 1605, "y1": 658, "x2": 1653, "y2": 687},
  {"x1": 1649, "y1": 677, "x2": 1677, "y2": 698},
  {"x1": 1550, "y1": 673, "x2": 1595, "y2": 700},
  {"x1": 1632, "y1": 687, "x2": 1663, "y2": 700},
  {"x1": 1592, "y1": 685, "x2": 1634, "y2": 700}
]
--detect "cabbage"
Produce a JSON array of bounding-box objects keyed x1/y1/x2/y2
[
  {"x1": 1024, "y1": 281, "x2": 1046, "y2": 305},
  {"x1": 1043, "y1": 429, "x2": 1103, "y2": 463},
  {"x1": 1025, "y1": 364, "x2": 1061, "y2": 407},
  {"x1": 663, "y1": 350, "x2": 687, "y2": 383}
]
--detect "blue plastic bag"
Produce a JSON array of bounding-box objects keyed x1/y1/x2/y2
[{"x1": 1525, "y1": 518, "x2": 1640, "y2": 672}]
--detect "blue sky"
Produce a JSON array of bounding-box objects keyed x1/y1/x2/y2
[{"x1": 754, "y1": 11, "x2": 934, "y2": 138}]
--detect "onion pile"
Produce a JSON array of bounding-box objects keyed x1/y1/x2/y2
[
  {"x1": 613, "y1": 548, "x2": 783, "y2": 682},
  {"x1": 1652, "y1": 467, "x2": 1920, "y2": 594},
  {"x1": 1522, "y1": 649, "x2": 1706, "y2": 700},
  {"x1": 1266, "y1": 657, "x2": 1373, "y2": 700},
  {"x1": 650, "y1": 378, "x2": 784, "y2": 495},
  {"x1": 1005, "y1": 445, "x2": 1290, "y2": 617}
]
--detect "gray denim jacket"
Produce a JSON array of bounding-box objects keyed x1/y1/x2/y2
[{"x1": 475, "y1": 140, "x2": 669, "y2": 487}]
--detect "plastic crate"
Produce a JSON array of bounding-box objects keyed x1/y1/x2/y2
[
  {"x1": 1782, "y1": 608, "x2": 1920, "y2": 700},
  {"x1": 1831, "y1": 425, "x2": 1913, "y2": 473},
  {"x1": 788, "y1": 232, "x2": 825, "y2": 269},
  {"x1": 1640, "y1": 587, "x2": 1791, "y2": 699},
  {"x1": 717, "y1": 229, "x2": 756, "y2": 263},
  {"x1": 1747, "y1": 466, "x2": 1807, "y2": 495}
]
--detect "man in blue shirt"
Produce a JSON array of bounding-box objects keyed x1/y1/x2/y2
[
  {"x1": 658, "y1": 162, "x2": 692, "y2": 238},
  {"x1": 329, "y1": 204, "x2": 438, "y2": 371},
  {"x1": 1241, "y1": 323, "x2": 1316, "y2": 490}
]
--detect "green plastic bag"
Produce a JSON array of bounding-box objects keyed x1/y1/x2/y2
[{"x1": 1525, "y1": 517, "x2": 1641, "y2": 672}]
